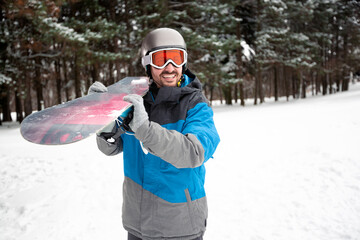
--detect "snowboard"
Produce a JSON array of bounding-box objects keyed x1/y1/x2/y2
[{"x1": 20, "y1": 77, "x2": 149, "y2": 145}]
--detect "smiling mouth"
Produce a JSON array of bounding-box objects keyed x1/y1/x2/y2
[
  {"x1": 161, "y1": 72, "x2": 177, "y2": 80},
  {"x1": 162, "y1": 74, "x2": 176, "y2": 79}
]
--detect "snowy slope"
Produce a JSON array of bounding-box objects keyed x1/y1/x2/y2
[{"x1": 1, "y1": 83, "x2": 360, "y2": 240}]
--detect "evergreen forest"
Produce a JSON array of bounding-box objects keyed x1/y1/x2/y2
[{"x1": 1, "y1": 0, "x2": 359, "y2": 124}]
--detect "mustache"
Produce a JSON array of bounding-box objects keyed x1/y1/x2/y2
[{"x1": 160, "y1": 70, "x2": 178, "y2": 75}]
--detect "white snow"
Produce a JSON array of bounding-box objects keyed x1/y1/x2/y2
[
  {"x1": 1, "y1": 83, "x2": 360, "y2": 240},
  {"x1": 241, "y1": 40, "x2": 254, "y2": 61},
  {"x1": 0, "y1": 73, "x2": 12, "y2": 84},
  {"x1": 130, "y1": 77, "x2": 149, "y2": 86}
]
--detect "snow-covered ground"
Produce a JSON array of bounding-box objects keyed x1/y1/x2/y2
[{"x1": 1, "y1": 83, "x2": 360, "y2": 240}]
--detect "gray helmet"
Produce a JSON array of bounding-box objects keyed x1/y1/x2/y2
[{"x1": 141, "y1": 28, "x2": 187, "y2": 69}]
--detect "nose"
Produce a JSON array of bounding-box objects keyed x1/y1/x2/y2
[{"x1": 163, "y1": 62, "x2": 176, "y2": 71}]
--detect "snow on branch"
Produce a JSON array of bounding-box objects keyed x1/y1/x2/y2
[
  {"x1": 41, "y1": 18, "x2": 88, "y2": 44},
  {"x1": 6, "y1": 45, "x2": 61, "y2": 60},
  {"x1": 0, "y1": 73, "x2": 12, "y2": 85}
]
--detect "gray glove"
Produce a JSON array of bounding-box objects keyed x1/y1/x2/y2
[
  {"x1": 123, "y1": 94, "x2": 148, "y2": 132},
  {"x1": 88, "y1": 81, "x2": 108, "y2": 95},
  {"x1": 96, "y1": 123, "x2": 124, "y2": 156},
  {"x1": 97, "y1": 123, "x2": 124, "y2": 143}
]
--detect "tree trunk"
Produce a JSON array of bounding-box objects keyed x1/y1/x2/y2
[
  {"x1": 300, "y1": 70, "x2": 306, "y2": 99},
  {"x1": 15, "y1": 90, "x2": 23, "y2": 122},
  {"x1": 234, "y1": 83, "x2": 238, "y2": 104},
  {"x1": 254, "y1": 72, "x2": 258, "y2": 105},
  {"x1": 62, "y1": 58, "x2": 70, "y2": 101},
  {"x1": 322, "y1": 45, "x2": 328, "y2": 95},
  {"x1": 113, "y1": 36, "x2": 121, "y2": 82},
  {"x1": 222, "y1": 85, "x2": 232, "y2": 105},
  {"x1": 92, "y1": 62, "x2": 99, "y2": 84},
  {"x1": 342, "y1": 33, "x2": 349, "y2": 91},
  {"x1": 334, "y1": 25, "x2": 341, "y2": 92},
  {"x1": 74, "y1": 54, "x2": 81, "y2": 98},
  {"x1": 24, "y1": 69, "x2": 33, "y2": 117},
  {"x1": 292, "y1": 71, "x2": 297, "y2": 99},
  {"x1": 0, "y1": 85, "x2": 12, "y2": 122},
  {"x1": 311, "y1": 70, "x2": 315, "y2": 96},
  {"x1": 109, "y1": 61, "x2": 115, "y2": 85},
  {"x1": 315, "y1": 70, "x2": 321, "y2": 95},
  {"x1": 235, "y1": 23, "x2": 245, "y2": 106},
  {"x1": 239, "y1": 82, "x2": 245, "y2": 106},
  {"x1": 34, "y1": 57, "x2": 44, "y2": 110},
  {"x1": 322, "y1": 73, "x2": 328, "y2": 95},
  {"x1": 284, "y1": 66, "x2": 289, "y2": 101},
  {"x1": 55, "y1": 58, "x2": 62, "y2": 104},
  {"x1": 274, "y1": 64, "x2": 279, "y2": 101},
  {"x1": 254, "y1": 62, "x2": 264, "y2": 104},
  {"x1": 259, "y1": 70, "x2": 264, "y2": 103}
]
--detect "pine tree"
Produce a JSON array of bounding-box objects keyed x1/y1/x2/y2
[
  {"x1": 255, "y1": 0, "x2": 290, "y2": 102},
  {"x1": 284, "y1": 0, "x2": 316, "y2": 99}
]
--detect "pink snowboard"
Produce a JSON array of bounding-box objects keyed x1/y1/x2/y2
[{"x1": 20, "y1": 77, "x2": 149, "y2": 145}]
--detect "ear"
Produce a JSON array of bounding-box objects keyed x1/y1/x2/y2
[
  {"x1": 146, "y1": 65, "x2": 153, "y2": 79},
  {"x1": 182, "y1": 64, "x2": 187, "y2": 74}
]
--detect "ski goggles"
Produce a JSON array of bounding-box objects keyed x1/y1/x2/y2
[{"x1": 142, "y1": 48, "x2": 187, "y2": 69}]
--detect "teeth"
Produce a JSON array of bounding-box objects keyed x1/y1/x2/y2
[{"x1": 163, "y1": 74, "x2": 175, "y2": 78}]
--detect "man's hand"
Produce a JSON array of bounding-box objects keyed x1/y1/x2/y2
[
  {"x1": 88, "y1": 81, "x2": 108, "y2": 95},
  {"x1": 123, "y1": 94, "x2": 148, "y2": 132},
  {"x1": 98, "y1": 122, "x2": 124, "y2": 142}
]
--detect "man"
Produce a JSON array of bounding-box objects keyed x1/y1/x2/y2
[{"x1": 91, "y1": 28, "x2": 220, "y2": 240}]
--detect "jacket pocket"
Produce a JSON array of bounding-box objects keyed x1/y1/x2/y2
[
  {"x1": 185, "y1": 189, "x2": 208, "y2": 233},
  {"x1": 151, "y1": 191, "x2": 196, "y2": 237},
  {"x1": 184, "y1": 188, "x2": 196, "y2": 229}
]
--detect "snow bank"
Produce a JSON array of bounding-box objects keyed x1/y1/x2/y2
[{"x1": 1, "y1": 83, "x2": 360, "y2": 240}]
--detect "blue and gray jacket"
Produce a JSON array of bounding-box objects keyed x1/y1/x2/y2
[{"x1": 96, "y1": 69, "x2": 220, "y2": 240}]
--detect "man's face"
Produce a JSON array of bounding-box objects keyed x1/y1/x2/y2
[{"x1": 151, "y1": 63, "x2": 182, "y2": 88}]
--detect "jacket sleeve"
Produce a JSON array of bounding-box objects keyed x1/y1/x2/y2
[{"x1": 134, "y1": 102, "x2": 220, "y2": 168}]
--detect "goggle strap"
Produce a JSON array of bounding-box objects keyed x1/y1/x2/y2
[{"x1": 142, "y1": 55, "x2": 151, "y2": 68}]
